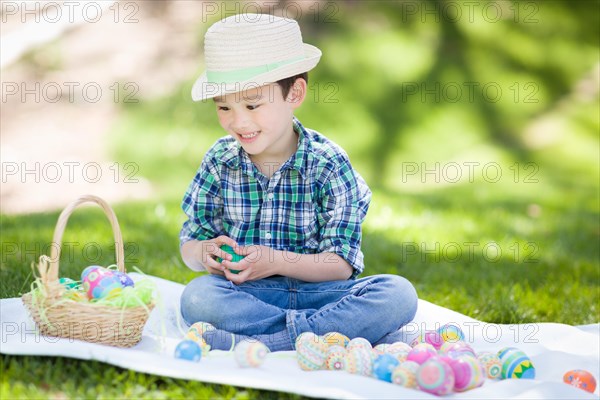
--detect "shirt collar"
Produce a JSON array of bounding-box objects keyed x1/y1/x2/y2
[{"x1": 221, "y1": 116, "x2": 310, "y2": 180}]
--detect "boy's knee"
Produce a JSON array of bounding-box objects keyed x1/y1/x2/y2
[
  {"x1": 180, "y1": 275, "x2": 229, "y2": 326},
  {"x1": 380, "y1": 274, "x2": 418, "y2": 325}
]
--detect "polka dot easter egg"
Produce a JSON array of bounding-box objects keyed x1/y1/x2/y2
[
  {"x1": 234, "y1": 340, "x2": 269, "y2": 368},
  {"x1": 175, "y1": 340, "x2": 202, "y2": 362},
  {"x1": 82, "y1": 267, "x2": 122, "y2": 300},
  {"x1": 417, "y1": 357, "x2": 455, "y2": 396},
  {"x1": 563, "y1": 369, "x2": 597, "y2": 393},
  {"x1": 81, "y1": 265, "x2": 102, "y2": 281},
  {"x1": 296, "y1": 333, "x2": 328, "y2": 371},
  {"x1": 477, "y1": 351, "x2": 502, "y2": 379},
  {"x1": 498, "y1": 347, "x2": 535, "y2": 379}
]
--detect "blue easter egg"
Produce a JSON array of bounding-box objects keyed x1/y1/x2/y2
[
  {"x1": 373, "y1": 353, "x2": 400, "y2": 382},
  {"x1": 175, "y1": 340, "x2": 202, "y2": 362},
  {"x1": 114, "y1": 271, "x2": 135, "y2": 287}
]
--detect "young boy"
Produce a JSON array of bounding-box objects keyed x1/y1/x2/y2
[{"x1": 179, "y1": 13, "x2": 417, "y2": 351}]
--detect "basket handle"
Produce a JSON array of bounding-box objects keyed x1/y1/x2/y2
[{"x1": 44, "y1": 195, "x2": 125, "y2": 285}]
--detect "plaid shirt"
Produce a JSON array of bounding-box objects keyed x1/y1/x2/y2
[{"x1": 180, "y1": 117, "x2": 371, "y2": 279}]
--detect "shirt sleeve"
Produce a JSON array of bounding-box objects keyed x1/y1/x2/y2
[
  {"x1": 317, "y1": 156, "x2": 372, "y2": 279},
  {"x1": 180, "y1": 154, "x2": 224, "y2": 246}
]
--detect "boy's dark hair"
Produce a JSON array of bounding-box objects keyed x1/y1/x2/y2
[{"x1": 276, "y1": 72, "x2": 308, "y2": 99}]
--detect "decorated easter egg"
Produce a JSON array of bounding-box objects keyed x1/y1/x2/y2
[
  {"x1": 81, "y1": 265, "x2": 102, "y2": 281},
  {"x1": 323, "y1": 332, "x2": 350, "y2": 348},
  {"x1": 391, "y1": 362, "x2": 419, "y2": 388},
  {"x1": 347, "y1": 337, "x2": 372, "y2": 351},
  {"x1": 184, "y1": 331, "x2": 211, "y2": 356},
  {"x1": 401, "y1": 360, "x2": 421, "y2": 374},
  {"x1": 175, "y1": 340, "x2": 202, "y2": 362},
  {"x1": 563, "y1": 369, "x2": 597, "y2": 393},
  {"x1": 386, "y1": 342, "x2": 412, "y2": 362},
  {"x1": 373, "y1": 354, "x2": 400, "y2": 382},
  {"x1": 344, "y1": 346, "x2": 374, "y2": 376},
  {"x1": 216, "y1": 245, "x2": 243, "y2": 274},
  {"x1": 324, "y1": 345, "x2": 347, "y2": 370},
  {"x1": 234, "y1": 340, "x2": 269, "y2": 368},
  {"x1": 83, "y1": 268, "x2": 122, "y2": 299},
  {"x1": 374, "y1": 343, "x2": 390, "y2": 354},
  {"x1": 417, "y1": 357, "x2": 455, "y2": 395},
  {"x1": 477, "y1": 351, "x2": 502, "y2": 379},
  {"x1": 407, "y1": 343, "x2": 437, "y2": 365},
  {"x1": 59, "y1": 277, "x2": 78, "y2": 290},
  {"x1": 188, "y1": 321, "x2": 216, "y2": 339},
  {"x1": 296, "y1": 333, "x2": 328, "y2": 371},
  {"x1": 438, "y1": 323, "x2": 465, "y2": 343},
  {"x1": 498, "y1": 347, "x2": 535, "y2": 379},
  {"x1": 447, "y1": 355, "x2": 486, "y2": 392},
  {"x1": 441, "y1": 341, "x2": 476, "y2": 359},
  {"x1": 113, "y1": 271, "x2": 134, "y2": 287}
]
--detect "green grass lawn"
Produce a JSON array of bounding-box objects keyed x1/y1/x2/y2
[{"x1": 2, "y1": 1, "x2": 599, "y2": 398}]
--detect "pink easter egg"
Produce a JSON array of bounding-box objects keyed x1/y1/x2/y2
[
  {"x1": 447, "y1": 355, "x2": 486, "y2": 392},
  {"x1": 407, "y1": 343, "x2": 437, "y2": 365},
  {"x1": 83, "y1": 268, "x2": 122, "y2": 299},
  {"x1": 417, "y1": 357, "x2": 455, "y2": 395},
  {"x1": 441, "y1": 341, "x2": 476, "y2": 359}
]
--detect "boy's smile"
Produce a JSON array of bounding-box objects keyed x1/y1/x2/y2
[{"x1": 213, "y1": 81, "x2": 306, "y2": 174}]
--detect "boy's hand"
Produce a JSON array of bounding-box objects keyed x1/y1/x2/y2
[
  {"x1": 220, "y1": 245, "x2": 279, "y2": 284},
  {"x1": 199, "y1": 236, "x2": 238, "y2": 275}
]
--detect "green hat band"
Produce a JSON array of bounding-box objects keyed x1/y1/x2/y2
[{"x1": 206, "y1": 56, "x2": 305, "y2": 84}]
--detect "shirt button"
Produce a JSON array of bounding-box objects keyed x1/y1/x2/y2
[
  {"x1": 265, "y1": 232, "x2": 272, "y2": 240},
  {"x1": 267, "y1": 192, "x2": 274, "y2": 200}
]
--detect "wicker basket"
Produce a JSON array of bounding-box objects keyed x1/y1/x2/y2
[{"x1": 22, "y1": 194, "x2": 154, "y2": 348}]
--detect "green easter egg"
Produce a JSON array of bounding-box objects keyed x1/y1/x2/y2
[{"x1": 217, "y1": 245, "x2": 243, "y2": 274}]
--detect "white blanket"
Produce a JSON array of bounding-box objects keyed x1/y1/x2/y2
[{"x1": 1, "y1": 274, "x2": 598, "y2": 399}]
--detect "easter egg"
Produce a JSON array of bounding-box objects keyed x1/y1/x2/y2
[
  {"x1": 344, "y1": 346, "x2": 374, "y2": 376},
  {"x1": 498, "y1": 347, "x2": 535, "y2": 379},
  {"x1": 477, "y1": 351, "x2": 502, "y2": 379},
  {"x1": 323, "y1": 332, "x2": 350, "y2": 348},
  {"x1": 386, "y1": 342, "x2": 412, "y2": 362},
  {"x1": 407, "y1": 343, "x2": 437, "y2": 365},
  {"x1": 563, "y1": 369, "x2": 596, "y2": 393},
  {"x1": 347, "y1": 337, "x2": 372, "y2": 351},
  {"x1": 113, "y1": 271, "x2": 134, "y2": 287},
  {"x1": 392, "y1": 362, "x2": 419, "y2": 388},
  {"x1": 175, "y1": 340, "x2": 202, "y2": 362},
  {"x1": 417, "y1": 357, "x2": 455, "y2": 395},
  {"x1": 438, "y1": 323, "x2": 465, "y2": 343},
  {"x1": 373, "y1": 354, "x2": 400, "y2": 382},
  {"x1": 188, "y1": 321, "x2": 216, "y2": 339},
  {"x1": 81, "y1": 265, "x2": 102, "y2": 281},
  {"x1": 441, "y1": 341, "x2": 476, "y2": 359},
  {"x1": 447, "y1": 355, "x2": 486, "y2": 392},
  {"x1": 296, "y1": 333, "x2": 328, "y2": 371},
  {"x1": 324, "y1": 345, "x2": 347, "y2": 370},
  {"x1": 374, "y1": 343, "x2": 390, "y2": 354},
  {"x1": 217, "y1": 245, "x2": 243, "y2": 274},
  {"x1": 234, "y1": 340, "x2": 269, "y2": 368},
  {"x1": 83, "y1": 268, "x2": 122, "y2": 300},
  {"x1": 59, "y1": 277, "x2": 78, "y2": 290},
  {"x1": 184, "y1": 331, "x2": 211, "y2": 356}
]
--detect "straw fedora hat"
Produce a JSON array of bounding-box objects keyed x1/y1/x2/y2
[{"x1": 191, "y1": 13, "x2": 322, "y2": 101}]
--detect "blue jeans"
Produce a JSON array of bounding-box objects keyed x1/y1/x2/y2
[{"x1": 180, "y1": 274, "x2": 418, "y2": 347}]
